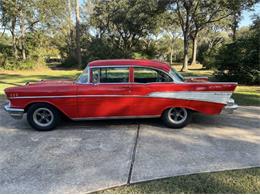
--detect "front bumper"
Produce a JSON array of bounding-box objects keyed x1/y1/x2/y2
[
  {"x1": 222, "y1": 98, "x2": 238, "y2": 114},
  {"x1": 3, "y1": 101, "x2": 24, "y2": 119}
]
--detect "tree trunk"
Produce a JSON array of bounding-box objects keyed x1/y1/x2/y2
[
  {"x1": 67, "y1": 0, "x2": 73, "y2": 56},
  {"x1": 169, "y1": 38, "x2": 174, "y2": 65},
  {"x1": 75, "y1": 0, "x2": 82, "y2": 68},
  {"x1": 231, "y1": 14, "x2": 238, "y2": 41},
  {"x1": 191, "y1": 33, "x2": 198, "y2": 65},
  {"x1": 170, "y1": 49, "x2": 173, "y2": 65},
  {"x1": 181, "y1": 34, "x2": 189, "y2": 72},
  {"x1": 20, "y1": 11, "x2": 26, "y2": 60},
  {"x1": 11, "y1": 19, "x2": 18, "y2": 59}
]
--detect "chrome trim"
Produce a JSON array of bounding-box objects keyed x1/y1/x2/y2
[
  {"x1": 133, "y1": 65, "x2": 174, "y2": 83},
  {"x1": 89, "y1": 65, "x2": 131, "y2": 84},
  {"x1": 8, "y1": 91, "x2": 235, "y2": 101},
  {"x1": 184, "y1": 76, "x2": 209, "y2": 79},
  {"x1": 71, "y1": 115, "x2": 160, "y2": 121},
  {"x1": 148, "y1": 91, "x2": 233, "y2": 104},
  {"x1": 3, "y1": 101, "x2": 24, "y2": 119},
  {"x1": 221, "y1": 98, "x2": 238, "y2": 114},
  {"x1": 88, "y1": 65, "x2": 175, "y2": 84},
  {"x1": 9, "y1": 95, "x2": 77, "y2": 99},
  {"x1": 76, "y1": 65, "x2": 90, "y2": 84}
]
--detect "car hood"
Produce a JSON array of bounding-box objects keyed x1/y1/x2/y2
[
  {"x1": 4, "y1": 79, "x2": 77, "y2": 99},
  {"x1": 26, "y1": 79, "x2": 75, "y2": 86}
]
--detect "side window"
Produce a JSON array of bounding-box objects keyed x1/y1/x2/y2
[
  {"x1": 91, "y1": 67, "x2": 129, "y2": 83},
  {"x1": 134, "y1": 67, "x2": 173, "y2": 83}
]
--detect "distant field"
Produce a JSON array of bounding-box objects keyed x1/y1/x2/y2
[{"x1": 0, "y1": 65, "x2": 259, "y2": 106}]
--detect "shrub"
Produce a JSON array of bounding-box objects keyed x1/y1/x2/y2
[{"x1": 213, "y1": 18, "x2": 260, "y2": 85}]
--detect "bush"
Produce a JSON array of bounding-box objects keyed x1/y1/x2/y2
[
  {"x1": 213, "y1": 18, "x2": 260, "y2": 85},
  {"x1": 0, "y1": 57, "x2": 46, "y2": 70}
]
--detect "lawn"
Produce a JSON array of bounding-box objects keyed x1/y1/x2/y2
[{"x1": 96, "y1": 168, "x2": 260, "y2": 194}]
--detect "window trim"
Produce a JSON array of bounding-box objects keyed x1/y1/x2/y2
[
  {"x1": 77, "y1": 65, "x2": 175, "y2": 85},
  {"x1": 133, "y1": 66, "x2": 174, "y2": 84},
  {"x1": 90, "y1": 66, "x2": 131, "y2": 84}
]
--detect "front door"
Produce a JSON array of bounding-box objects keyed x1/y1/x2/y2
[{"x1": 76, "y1": 66, "x2": 132, "y2": 118}]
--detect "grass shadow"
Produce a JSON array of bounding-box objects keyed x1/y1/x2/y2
[{"x1": 232, "y1": 93, "x2": 260, "y2": 106}]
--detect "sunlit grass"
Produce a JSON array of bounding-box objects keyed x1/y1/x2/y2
[
  {"x1": 233, "y1": 86, "x2": 260, "y2": 106},
  {"x1": 96, "y1": 168, "x2": 260, "y2": 194}
]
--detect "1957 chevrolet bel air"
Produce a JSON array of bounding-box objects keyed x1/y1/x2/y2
[{"x1": 4, "y1": 59, "x2": 238, "y2": 130}]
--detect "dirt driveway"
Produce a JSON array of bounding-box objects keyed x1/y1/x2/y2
[{"x1": 0, "y1": 106, "x2": 259, "y2": 193}]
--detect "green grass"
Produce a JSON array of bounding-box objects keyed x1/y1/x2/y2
[
  {"x1": 232, "y1": 86, "x2": 260, "y2": 106},
  {"x1": 96, "y1": 168, "x2": 260, "y2": 194}
]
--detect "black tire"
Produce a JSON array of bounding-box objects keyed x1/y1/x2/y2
[
  {"x1": 162, "y1": 107, "x2": 192, "y2": 128},
  {"x1": 27, "y1": 103, "x2": 60, "y2": 131}
]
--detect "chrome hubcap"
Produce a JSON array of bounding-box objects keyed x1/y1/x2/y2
[
  {"x1": 168, "y1": 107, "x2": 187, "y2": 124},
  {"x1": 33, "y1": 108, "x2": 54, "y2": 127}
]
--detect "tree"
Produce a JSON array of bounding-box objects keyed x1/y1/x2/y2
[
  {"x1": 189, "y1": 1, "x2": 232, "y2": 65},
  {"x1": 0, "y1": 0, "x2": 67, "y2": 61},
  {"x1": 214, "y1": 17, "x2": 260, "y2": 84},
  {"x1": 172, "y1": 0, "x2": 194, "y2": 71},
  {"x1": 157, "y1": 12, "x2": 182, "y2": 64},
  {"x1": 168, "y1": 0, "x2": 240, "y2": 70},
  {"x1": 227, "y1": 0, "x2": 257, "y2": 41},
  {"x1": 90, "y1": 0, "x2": 167, "y2": 57}
]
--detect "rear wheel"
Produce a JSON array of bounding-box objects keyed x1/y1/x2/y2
[
  {"x1": 27, "y1": 103, "x2": 60, "y2": 131},
  {"x1": 162, "y1": 107, "x2": 192, "y2": 128}
]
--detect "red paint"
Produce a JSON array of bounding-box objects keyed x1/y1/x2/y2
[
  {"x1": 89, "y1": 59, "x2": 172, "y2": 72},
  {"x1": 4, "y1": 59, "x2": 237, "y2": 119}
]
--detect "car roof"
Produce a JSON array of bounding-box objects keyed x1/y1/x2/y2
[{"x1": 88, "y1": 59, "x2": 171, "y2": 72}]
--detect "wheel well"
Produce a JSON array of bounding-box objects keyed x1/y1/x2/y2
[
  {"x1": 24, "y1": 102, "x2": 67, "y2": 118},
  {"x1": 161, "y1": 107, "x2": 196, "y2": 116}
]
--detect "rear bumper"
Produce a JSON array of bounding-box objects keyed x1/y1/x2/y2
[
  {"x1": 3, "y1": 101, "x2": 24, "y2": 119},
  {"x1": 222, "y1": 98, "x2": 238, "y2": 114}
]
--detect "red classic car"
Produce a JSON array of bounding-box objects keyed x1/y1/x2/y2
[{"x1": 3, "y1": 59, "x2": 238, "y2": 130}]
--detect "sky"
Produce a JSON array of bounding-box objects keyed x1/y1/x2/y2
[
  {"x1": 80, "y1": 0, "x2": 260, "y2": 28},
  {"x1": 239, "y1": 2, "x2": 260, "y2": 27}
]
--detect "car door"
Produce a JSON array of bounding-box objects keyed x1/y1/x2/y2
[
  {"x1": 76, "y1": 66, "x2": 132, "y2": 118},
  {"x1": 130, "y1": 67, "x2": 175, "y2": 116}
]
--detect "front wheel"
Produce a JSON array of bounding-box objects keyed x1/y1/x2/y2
[
  {"x1": 162, "y1": 107, "x2": 192, "y2": 128},
  {"x1": 27, "y1": 103, "x2": 60, "y2": 131}
]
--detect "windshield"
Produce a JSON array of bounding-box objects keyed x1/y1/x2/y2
[
  {"x1": 169, "y1": 68, "x2": 185, "y2": 82},
  {"x1": 76, "y1": 68, "x2": 89, "y2": 83}
]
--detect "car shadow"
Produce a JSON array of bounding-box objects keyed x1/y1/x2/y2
[{"x1": 0, "y1": 107, "x2": 259, "y2": 132}]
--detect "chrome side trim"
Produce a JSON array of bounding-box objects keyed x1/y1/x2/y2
[
  {"x1": 9, "y1": 95, "x2": 143, "y2": 99},
  {"x1": 8, "y1": 91, "x2": 235, "y2": 105},
  {"x1": 71, "y1": 115, "x2": 160, "y2": 121},
  {"x1": 148, "y1": 91, "x2": 232, "y2": 104},
  {"x1": 221, "y1": 98, "x2": 238, "y2": 114},
  {"x1": 3, "y1": 102, "x2": 24, "y2": 119}
]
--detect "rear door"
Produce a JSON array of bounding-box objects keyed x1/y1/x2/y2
[
  {"x1": 77, "y1": 66, "x2": 132, "y2": 118},
  {"x1": 130, "y1": 67, "x2": 174, "y2": 116}
]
